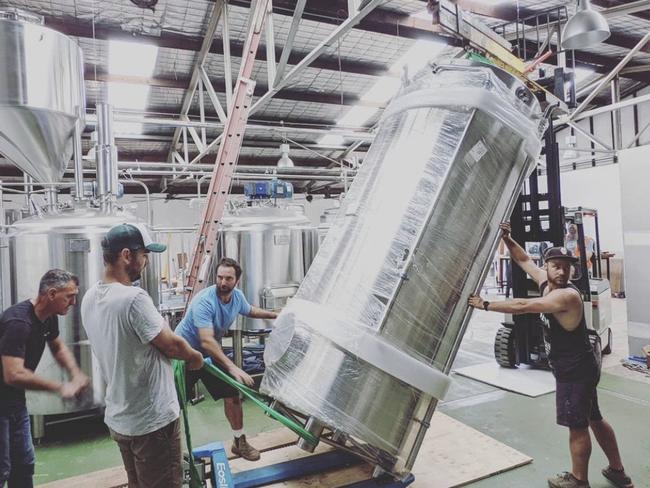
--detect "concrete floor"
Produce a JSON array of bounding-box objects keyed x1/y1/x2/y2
[
  {"x1": 33, "y1": 296, "x2": 650, "y2": 486},
  {"x1": 440, "y1": 296, "x2": 650, "y2": 488}
]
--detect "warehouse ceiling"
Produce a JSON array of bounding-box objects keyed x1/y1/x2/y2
[{"x1": 1, "y1": 0, "x2": 649, "y2": 194}]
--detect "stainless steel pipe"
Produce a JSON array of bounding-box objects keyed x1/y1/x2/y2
[{"x1": 96, "y1": 103, "x2": 118, "y2": 212}]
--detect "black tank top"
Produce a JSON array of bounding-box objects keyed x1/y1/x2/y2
[{"x1": 539, "y1": 282, "x2": 596, "y2": 381}]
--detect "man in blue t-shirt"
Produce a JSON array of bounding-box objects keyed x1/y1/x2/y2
[{"x1": 175, "y1": 257, "x2": 277, "y2": 461}]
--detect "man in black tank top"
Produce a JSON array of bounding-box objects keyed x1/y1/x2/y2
[{"x1": 468, "y1": 223, "x2": 633, "y2": 488}]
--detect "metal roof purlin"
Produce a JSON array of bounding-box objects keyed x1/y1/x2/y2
[
  {"x1": 185, "y1": 0, "x2": 271, "y2": 298},
  {"x1": 568, "y1": 31, "x2": 650, "y2": 121},
  {"x1": 273, "y1": 0, "x2": 307, "y2": 85},
  {"x1": 182, "y1": 0, "x2": 386, "y2": 167},
  {"x1": 249, "y1": 0, "x2": 387, "y2": 119},
  {"x1": 166, "y1": 1, "x2": 224, "y2": 165}
]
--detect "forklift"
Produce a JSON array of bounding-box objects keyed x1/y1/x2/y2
[
  {"x1": 564, "y1": 206, "x2": 613, "y2": 353},
  {"x1": 493, "y1": 121, "x2": 613, "y2": 369}
]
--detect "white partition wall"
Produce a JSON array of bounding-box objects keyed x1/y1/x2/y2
[{"x1": 619, "y1": 145, "x2": 650, "y2": 357}]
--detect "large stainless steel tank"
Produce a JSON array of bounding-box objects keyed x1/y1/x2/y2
[
  {"x1": 261, "y1": 59, "x2": 545, "y2": 474},
  {"x1": 217, "y1": 206, "x2": 318, "y2": 331},
  {"x1": 0, "y1": 8, "x2": 85, "y2": 182},
  {"x1": 8, "y1": 206, "x2": 160, "y2": 416}
]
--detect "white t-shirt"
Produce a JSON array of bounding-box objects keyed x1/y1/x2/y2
[{"x1": 81, "y1": 281, "x2": 179, "y2": 436}]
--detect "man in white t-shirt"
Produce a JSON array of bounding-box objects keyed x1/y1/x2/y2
[{"x1": 81, "y1": 224, "x2": 203, "y2": 488}]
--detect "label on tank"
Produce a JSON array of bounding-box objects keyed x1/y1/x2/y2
[
  {"x1": 273, "y1": 232, "x2": 290, "y2": 246},
  {"x1": 467, "y1": 139, "x2": 488, "y2": 163},
  {"x1": 68, "y1": 239, "x2": 90, "y2": 252}
]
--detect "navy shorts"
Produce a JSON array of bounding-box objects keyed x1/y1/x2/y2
[
  {"x1": 555, "y1": 380, "x2": 603, "y2": 429},
  {"x1": 186, "y1": 367, "x2": 239, "y2": 401}
]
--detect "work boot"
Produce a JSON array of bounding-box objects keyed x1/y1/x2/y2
[
  {"x1": 548, "y1": 472, "x2": 590, "y2": 488},
  {"x1": 602, "y1": 466, "x2": 634, "y2": 488},
  {"x1": 231, "y1": 435, "x2": 260, "y2": 461}
]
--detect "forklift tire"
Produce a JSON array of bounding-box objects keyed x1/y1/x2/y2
[
  {"x1": 602, "y1": 328, "x2": 613, "y2": 355},
  {"x1": 494, "y1": 326, "x2": 517, "y2": 368}
]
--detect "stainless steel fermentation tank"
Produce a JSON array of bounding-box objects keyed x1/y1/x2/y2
[
  {"x1": 0, "y1": 8, "x2": 156, "y2": 437},
  {"x1": 261, "y1": 59, "x2": 545, "y2": 475},
  {"x1": 0, "y1": 9, "x2": 85, "y2": 182},
  {"x1": 216, "y1": 206, "x2": 319, "y2": 331},
  {"x1": 8, "y1": 208, "x2": 160, "y2": 420}
]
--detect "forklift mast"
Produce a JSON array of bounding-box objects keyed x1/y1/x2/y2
[{"x1": 507, "y1": 118, "x2": 565, "y2": 366}]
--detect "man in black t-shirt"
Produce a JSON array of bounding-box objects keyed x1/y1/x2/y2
[
  {"x1": 0, "y1": 269, "x2": 89, "y2": 488},
  {"x1": 468, "y1": 223, "x2": 633, "y2": 488}
]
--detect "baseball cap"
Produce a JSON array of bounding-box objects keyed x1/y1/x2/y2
[
  {"x1": 544, "y1": 246, "x2": 578, "y2": 262},
  {"x1": 101, "y1": 223, "x2": 166, "y2": 253}
]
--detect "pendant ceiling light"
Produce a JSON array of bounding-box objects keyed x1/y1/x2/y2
[
  {"x1": 561, "y1": 0, "x2": 610, "y2": 50},
  {"x1": 277, "y1": 143, "x2": 294, "y2": 168}
]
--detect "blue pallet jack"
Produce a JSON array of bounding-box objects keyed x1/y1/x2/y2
[
  {"x1": 191, "y1": 441, "x2": 415, "y2": 488},
  {"x1": 175, "y1": 358, "x2": 415, "y2": 488}
]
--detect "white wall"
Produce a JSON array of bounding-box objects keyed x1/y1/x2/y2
[
  {"x1": 618, "y1": 145, "x2": 650, "y2": 356},
  {"x1": 560, "y1": 164, "x2": 624, "y2": 255},
  {"x1": 554, "y1": 89, "x2": 650, "y2": 257},
  {"x1": 556, "y1": 86, "x2": 649, "y2": 159}
]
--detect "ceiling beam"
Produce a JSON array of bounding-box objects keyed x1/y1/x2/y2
[
  {"x1": 86, "y1": 103, "x2": 344, "y2": 130},
  {"x1": 226, "y1": 0, "x2": 443, "y2": 40},
  {"x1": 85, "y1": 68, "x2": 383, "y2": 108},
  {"x1": 591, "y1": 0, "x2": 650, "y2": 22},
  {"x1": 92, "y1": 133, "x2": 369, "y2": 151},
  {"x1": 455, "y1": 0, "x2": 650, "y2": 55},
  {"x1": 167, "y1": 1, "x2": 224, "y2": 164},
  {"x1": 115, "y1": 153, "x2": 340, "y2": 167},
  {"x1": 47, "y1": 5, "x2": 642, "y2": 88},
  {"x1": 45, "y1": 16, "x2": 388, "y2": 77}
]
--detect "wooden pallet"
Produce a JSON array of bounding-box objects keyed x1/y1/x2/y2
[{"x1": 41, "y1": 412, "x2": 531, "y2": 488}]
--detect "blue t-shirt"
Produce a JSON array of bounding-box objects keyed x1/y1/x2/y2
[{"x1": 175, "y1": 286, "x2": 251, "y2": 353}]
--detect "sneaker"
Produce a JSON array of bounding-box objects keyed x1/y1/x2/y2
[
  {"x1": 602, "y1": 466, "x2": 634, "y2": 488},
  {"x1": 231, "y1": 435, "x2": 260, "y2": 461},
  {"x1": 548, "y1": 472, "x2": 590, "y2": 488}
]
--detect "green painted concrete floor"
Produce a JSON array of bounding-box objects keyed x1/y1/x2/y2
[
  {"x1": 33, "y1": 298, "x2": 650, "y2": 486},
  {"x1": 33, "y1": 389, "x2": 278, "y2": 485}
]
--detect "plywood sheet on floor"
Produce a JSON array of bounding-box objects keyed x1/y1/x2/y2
[
  {"x1": 454, "y1": 362, "x2": 555, "y2": 397},
  {"x1": 41, "y1": 413, "x2": 531, "y2": 488},
  {"x1": 410, "y1": 413, "x2": 531, "y2": 487},
  {"x1": 40, "y1": 429, "x2": 299, "y2": 488},
  {"x1": 235, "y1": 412, "x2": 531, "y2": 488}
]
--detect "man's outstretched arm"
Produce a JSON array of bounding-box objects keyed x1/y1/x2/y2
[
  {"x1": 500, "y1": 222, "x2": 547, "y2": 285},
  {"x1": 247, "y1": 306, "x2": 278, "y2": 320},
  {"x1": 469, "y1": 289, "x2": 582, "y2": 329}
]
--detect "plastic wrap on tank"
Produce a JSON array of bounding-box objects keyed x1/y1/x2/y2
[{"x1": 260, "y1": 58, "x2": 546, "y2": 473}]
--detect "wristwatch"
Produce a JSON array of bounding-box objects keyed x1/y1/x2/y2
[{"x1": 483, "y1": 300, "x2": 490, "y2": 311}]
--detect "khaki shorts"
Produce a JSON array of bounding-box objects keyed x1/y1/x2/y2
[{"x1": 109, "y1": 418, "x2": 182, "y2": 488}]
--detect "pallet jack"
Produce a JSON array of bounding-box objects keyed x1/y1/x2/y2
[
  {"x1": 177, "y1": 361, "x2": 415, "y2": 488},
  {"x1": 186, "y1": 442, "x2": 414, "y2": 488}
]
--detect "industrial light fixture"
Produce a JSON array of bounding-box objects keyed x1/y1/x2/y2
[
  {"x1": 277, "y1": 143, "x2": 294, "y2": 168},
  {"x1": 130, "y1": 0, "x2": 158, "y2": 10},
  {"x1": 561, "y1": 0, "x2": 610, "y2": 50}
]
